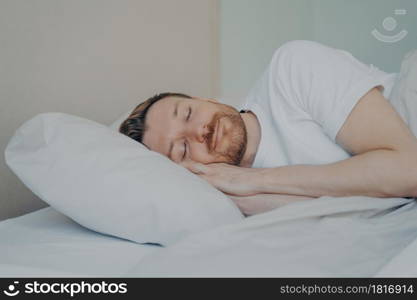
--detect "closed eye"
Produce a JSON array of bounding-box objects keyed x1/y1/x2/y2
[
  {"x1": 182, "y1": 141, "x2": 188, "y2": 160},
  {"x1": 186, "y1": 107, "x2": 192, "y2": 121}
]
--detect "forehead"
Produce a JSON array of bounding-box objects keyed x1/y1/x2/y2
[
  {"x1": 148, "y1": 96, "x2": 178, "y2": 117},
  {"x1": 142, "y1": 97, "x2": 175, "y2": 146},
  {"x1": 145, "y1": 95, "x2": 212, "y2": 128},
  {"x1": 146, "y1": 96, "x2": 192, "y2": 125},
  {"x1": 142, "y1": 96, "x2": 185, "y2": 152}
]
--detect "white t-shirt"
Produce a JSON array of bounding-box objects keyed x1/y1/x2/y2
[{"x1": 241, "y1": 40, "x2": 397, "y2": 168}]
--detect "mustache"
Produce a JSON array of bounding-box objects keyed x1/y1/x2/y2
[{"x1": 205, "y1": 113, "x2": 221, "y2": 152}]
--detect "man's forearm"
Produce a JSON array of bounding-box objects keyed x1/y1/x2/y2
[{"x1": 253, "y1": 149, "x2": 417, "y2": 198}]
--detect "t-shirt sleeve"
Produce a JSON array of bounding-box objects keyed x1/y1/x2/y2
[{"x1": 270, "y1": 40, "x2": 385, "y2": 142}]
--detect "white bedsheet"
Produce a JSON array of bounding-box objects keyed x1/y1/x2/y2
[
  {"x1": 375, "y1": 236, "x2": 417, "y2": 277},
  {"x1": 0, "y1": 207, "x2": 160, "y2": 277},
  {"x1": 127, "y1": 196, "x2": 417, "y2": 277}
]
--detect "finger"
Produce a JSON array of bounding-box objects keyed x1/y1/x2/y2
[{"x1": 181, "y1": 160, "x2": 208, "y2": 175}]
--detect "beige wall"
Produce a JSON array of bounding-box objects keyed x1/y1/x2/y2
[{"x1": 0, "y1": 0, "x2": 219, "y2": 220}]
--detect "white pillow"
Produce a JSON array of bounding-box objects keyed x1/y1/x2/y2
[{"x1": 5, "y1": 113, "x2": 243, "y2": 245}]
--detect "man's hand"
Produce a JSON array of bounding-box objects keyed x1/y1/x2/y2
[
  {"x1": 181, "y1": 160, "x2": 260, "y2": 196},
  {"x1": 181, "y1": 160, "x2": 317, "y2": 216}
]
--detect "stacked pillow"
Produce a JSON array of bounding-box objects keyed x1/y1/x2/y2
[{"x1": 5, "y1": 112, "x2": 243, "y2": 246}]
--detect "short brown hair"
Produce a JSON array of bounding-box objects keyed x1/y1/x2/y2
[{"x1": 119, "y1": 92, "x2": 192, "y2": 143}]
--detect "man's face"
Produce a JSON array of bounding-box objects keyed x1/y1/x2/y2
[{"x1": 142, "y1": 96, "x2": 247, "y2": 165}]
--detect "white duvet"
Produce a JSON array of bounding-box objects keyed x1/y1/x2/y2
[{"x1": 127, "y1": 196, "x2": 417, "y2": 277}]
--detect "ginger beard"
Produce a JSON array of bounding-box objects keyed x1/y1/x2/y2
[{"x1": 205, "y1": 105, "x2": 247, "y2": 165}]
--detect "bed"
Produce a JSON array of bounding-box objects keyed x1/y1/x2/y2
[
  {"x1": 0, "y1": 207, "x2": 160, "y2": 277},
  {"x1": 1, "y1": 195, "x2": 417, "y2": 277}
]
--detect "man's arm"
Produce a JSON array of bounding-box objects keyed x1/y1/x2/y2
[
  {"x1": 256, "y1": 149, "x2": 417, "y2": 198},
  {"x1": 184, "y1": 88, "x2": 417, "y2": 198}
]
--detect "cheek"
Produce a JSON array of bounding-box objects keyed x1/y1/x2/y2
[
  {"x1": 190, "y1": 143, "x2": 213, "y2": 163},
  {"x1": 195, "y1": 106, "x2": 217, "y2": 123}
]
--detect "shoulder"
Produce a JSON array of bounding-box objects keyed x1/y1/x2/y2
[
  {"x1": 266, "y1": 40, "x2": 328, "y2": 85},
  {"x1": 273, "y1": 40, "x2": 326, "y2": 56}
]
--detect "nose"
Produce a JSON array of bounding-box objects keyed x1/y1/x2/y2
[{"x1": 187, "y1": 123, "x2": 209, "y2": 144}]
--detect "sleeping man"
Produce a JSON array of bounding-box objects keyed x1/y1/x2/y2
[{"x1": 119, "y1": 40, "x2": 417, "y2": 216}]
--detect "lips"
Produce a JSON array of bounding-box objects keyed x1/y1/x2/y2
[
  {"x1": 211, "y1": 119, "x2": 220, "y2": 151},
  {"x1": 210, "y1": 117, "x2": 225, "y2": 152},
  {"x1": 215, "y1": 120, "x2": 224, "y2": 151}
]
